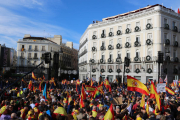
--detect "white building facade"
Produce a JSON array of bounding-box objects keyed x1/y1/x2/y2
[{"x1": 79, "y1": 4, "x2": 180, "y2": 83}]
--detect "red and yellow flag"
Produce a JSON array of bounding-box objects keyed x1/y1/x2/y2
[
  {"x1": 146, "y1": 101, "x2": 149, "y2": 116},
  {"x1": 81, "y1": 84, "x2": 86, "y2": 100},
  {"x1": 50, "y1": 77, "x2": 56, "y2": 86},
  {"x1": 32, "y1": 72, "x2": 37, "y2": 80},
  {"x1": 165, "y1": 87, "x2": 175, "y2": 95},
  {"x1": 155, "y1": 91, "x2": 161, "y2": 110},
  {"x1": 103, "y1": 104, "x2": 114, "y2": 120},
  {"x1": 85, "y1": 85, "x2": 96, "y2": 93},
  {"x1": 150, "y1": 81, "x2": 156, "y2": 99},
  {"x1": 127, "y1": 75, "x2": 149, "y2": 96},
  {"x1": 39, "y1": 80, "x2": 44, "y2": 92},
  {"x1": 68, "y1": 96, "x2": 72, "y2": 105},
  {"x1": 28, "y1": 80, "x2": 32, "y2": 90},
  {"x1": 21, "y1": 48, "x2": 24, "y2": 51},
  {"x1": 91, "y1": 79, "x2": 93, "y2": 86},
  {"x1": 104, "y1": 79, "x2": 112, "y2": 92},
  {"x1": 140, "y1": 94, "x2": 145, "y2": 109},
  {"x1": 80, "y1": 95, "x2": 85, "y2": 108}
]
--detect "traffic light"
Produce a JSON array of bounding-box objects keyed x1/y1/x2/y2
[
  {"x1": 53, "y1": 52, "x2": 59, "y2": 64},
  {"x1": 45, "y1": 52, "x2": 51, "y2": 64},
  {"x1": 158, "y1": 51, "x2": 164, "y2": 63},
  {"x1": 124, "y1": 57, "x2": 130, "y2": 67}
]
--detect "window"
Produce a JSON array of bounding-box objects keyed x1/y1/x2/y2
[
  {"x1": 147, "y1": 19, "x2": 151, "y2": 24},
  {"x1": 147, "y1": 48, "x2": 152, "y2": 57},
  {"x1": 34, "y1": 53, "x2": 37, "y2": 58},
  {"x1": 102, "y1": 41, "x2": 105, "y2": 46},
  {"x1": 21, "y1": 60, "x2": 24, "y2": 66},
  {"x1": 127, "y1": 24, "x2": 130, "y2": 28},
  {"x1": 126, "y1": 37, "x2": 130, "y2": 42},
  {"x1": 118, "y1": 26, "x2": 122, "y2": 30},
  {"x1": 93, "y1": 31, "x2": 96, "y2": 35},
  {"x1": 136, "y1": 22, "x2": 140, "y2": 27},
  {"x1": 117, "y1": 38, "x2": 122, "y2": 44},
  {"x1": 102, "y1": 52, "x2": 105, "y2": 60},
  {"x1": 136, "y1": 49, "x2": 140, "y2": 58},
  {"x1": 28, "y1": 53, "x2": 31, "y2": 58},
  {"x1": 173, "y1": 50, "x2": 177, "y2": 58},
  {"x1": 136, "y1": 36, "x2": 140, "y2": 42},
  {"x1": 102, "y1": 29, "x2": 106, "y2": 34},
  {"x1": 109, "y1": 52, "x2": 113, "y2": 59},
  {"x1": 42, "y1": 46, "x2": 45, "y2": 51},
  {"x1": 126, "y1": 50, "x2": 130, "y2": 58},
  {"x1": 173, "y1": 35, "x2": 176, "y2": 42},
  {"x1": 29, "y1": 45, "x2": 32, "y2": 50},
  {"x1": 110, "y1": 28, "x2": 113, "y2": 32},
  {"x1": 117, "y1": 51, "x2": 121, "y2": 58},
  {"x1": 109, "y1": 40, "x2": 113, "y2": 45},
  {"x1": 22, "y1": 45, "x2": 24, "y2": 48},
  {"x1": 21, "y1": 52, "x2": 24, "y2": 57},
  {"x1": 35, "y1": 46, "x2": 38, "y2": 50},
  {"x1": 147, "y1": 33, "x2": 152, "y2": 39},
  {"x1": 93, "y1": 42, "x2": 96, "y2": 47},
  {"x1": 173, "y1": 21, "x2": 176, "y2": 27},
  {"x1": 164, "y1": 18, "x2": 167, "y2": 24}
]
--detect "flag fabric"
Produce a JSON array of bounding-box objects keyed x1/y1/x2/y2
[
  {"x1": 159, "y1": 77, "x2": 163, "y2": 83},
  {"x1": 178, "y1": 8, "x2": 180, "y2": 14},
  {"x1": 155, "y1": 90, "x2": 161, "y2": 110},
  {"x1": 103, "y1": 104, "x2": 114, "y2": 120},
  {"x1": 116, "y1": 78, "x2": 118, "y2": 83},
  {"x1": 21, "y1": 48, "x2": 24, "y2": 51},
  {"x1": 43, "y1": 75, "x2": 45, "y2": 80},
  {"x1": 140, "y1": 94, "x2": 145, "y2": 108},
  {"x1": 171, "y1": 82, "x2": 175, "y2": 88},
  {"x1": 178, "y1": 81, "x2": 180, "y2": 87},
  {"x1": 104, "y1": 79, "x2": 112, "y2": 92},
  {"x1": 77, "y1": 80, "x2": 80, "y2": 85},
  {"x1": 50, "y1": 77, "x2": 56, "y2": 86},
  {"x1": 97, "y1": 84, "x2": 104, "y2": 95},
  {"x1": 39, "y1": 80, "x2": 44, "y2": 92},
  {"x1": 127, "y1": 75, "x2": 149, "y2": 96},
  {"x1": 150, "y1": 81, "x2": 156, "y2": 99},
  {"x1": 85, "y1": 85, "x2": 96, "y2": 93},
  {"x1": 43, "y1": 84, "x2": 47, "y2": 99},
  {"x1": 80, "y1": 95, "x2": 85, "y2": 108},
  {"x1": 68, "y1": 96, "x2": 72, "y2": 105},
  {"x1": 165, "y1": 87, "x2": 175, "y2": 96},
  {"x1": 81, "y1": 84, "x2": 86, "y2": 100},
  {"x1": 146, "y1": 101, "x2": 149, "y2": 116},
  {"x1": 91, "y1": 79, "x2": 93, "y2": 86},
  {"x1": 164, "y1": 75, "x2": 167, "y2": 83},
  {"x1": 32, "y1": 72, "x2": 37, "y2": 80},
  {"x1": 93, "y1": 88, "x2": 101, "y2": 99},
  {"x1": 28, "y1": 80, "x2": 32, "y2": 90}
]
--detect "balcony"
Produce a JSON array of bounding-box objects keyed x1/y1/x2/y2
[
  {"x1": 41, "y1": 57, "x2": 45, "y2": 59},
  {"x1": 92, "y1": 35, "x2": 97, "y2": 39},
  {"x1": 33, "y1": 57, "x2": 38, "y2": 59},
  {"x1": 28, "y1": 57, "x2": 32, "y2": 60},
  {"x1": 99, "y1": 59, "x2": 106, "y2": 64},
  {"x1": 134, "y1": 57, "x2": 141, "y2": 62},
  {"x1": 79, "y1": 49, "x2": 87, "y2": 58},
  {"x1": 78, "y1": 61, "x2": 87, "y2": 66},
  {"x1": 79, "y1": 39, "x2": 88, "y2": 49},
  {"x1": 20, "y1": 56, "x2": 25, "y2": 59},
  {"x1": 100, "y1": 46, "x2": 106, "y2": 51},
  {"x1": 165, "y1": 39, "x2": 170, "y2": 45},
  {"x1": 109, "y1": 32, "x2": 114, "y2": 37},
  {"x1": 92, "y1": 47, "x2": 96, "y2": 52},
  {"x1": 107, "y1": 58, "x2": 113, "y2": 63},
  {"x1": 41, "y1": 49, "x2": 46, "y2": 51},
  {"x1": 164, "y1": 24, "x2": 169, "y2": 30},
  {"x1": 89, "y1": 59, "x2": 96, "y2": 63},
  {"x1": 172, "y1": 26, "x2": 178, "y2": 32},
  {"x1": 116, "y1": 44, "x2": 122, "y2": 49},
  {"x1": 101, "y1": 34, "x2": 106, "y2": 38},
  {"x1": 134, "y1": 26, "x2": 141, "y2": 32},
  {"x1": 125, "y1": 42, "x2": 131, "y2": 48},
  {"x1": 134, "y1": 41, "x2": 141, "y2": 47},
  {"x1": 28, "y1": 49, "x2": 33, "y2": 51},
  {"x1": 173, "y1": 41, "x2": 178, "y2": 47},
  {"x1": 108, "y1": 45, "x2": 114, "y2": 50},
  {"x1": 146, "y1": 23, "x2": 153, "y2": 30},
  {"x1": 146, "y1": 39, "x2": 153, "y2": 45},
  {"x1": 34, "y1": 49, "x2": 38, "y2": 51}
]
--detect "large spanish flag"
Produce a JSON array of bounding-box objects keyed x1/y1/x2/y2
[
  {"x1": 140, "y1": 94, "x2": 145, "y2": 108},
  {"x1": 81, "y1": 84, "x2": 86, "y2": 100},
  {"x1": 155, "y1": 90, "x2": 161, "y2": 110},
  {"x1": 85, "y1": 85, "x2": 96, "y2": 92},
  {"x1": 150, "y1": 81, "x2": 156, "y2": 99},
  {"x1": 103, "y1": 104, "x2": 114, "y2": 120},
  {"x1": 32, "y1": 72, "x2": 37, "y2": 80},
  {"x1": 127, "y1": 75, "x2": 149, "y2": 95},
  {"x1": 165, "y1": 86, "x2": 175, "y2": 96}
]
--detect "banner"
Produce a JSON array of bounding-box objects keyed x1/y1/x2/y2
[{"x1": 156, "y1": 83, "x2": 166, "y2": 93}]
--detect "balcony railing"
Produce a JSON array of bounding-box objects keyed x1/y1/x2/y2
[
  {"x1": 79, "y1": 39, "x2": 88, "y2": 49},
  {"x1": 41, "y1": 49, "x2": 46, "y2": 51},
  {"x1": 28, "y1": 57, "x2": 32, "y2": 59},
  {"x1": 78, "y1": 61, "x2": 87, "y2": 65},
  {"x1": 28, "y1": 49, "x2": 33, "y2": 51},
  {"x1": 34, "y1": 49, "x2": 38, "y2": 51},
  {"x1": 33, "y1": 57, "x2": 38, "y2": 59},
  {"x1": 79, "y1": 49, "x2": 87, "y2": 58},
  {"x1": 164, "y1": 24, "x2": 169, "y2": 30},
  {"x1": 20, "y1": 56, "x2": 25, "y2": 59},
  {"x1": 172, "y1": 26, "x2": 178, "y2": 32}
]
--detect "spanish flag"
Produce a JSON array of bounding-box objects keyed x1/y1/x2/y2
[
  {"x1": 104, "y1": 79, "x2": 112, "y2": 92},
  {"x1": 28, "y1": 80, "x2": 32, "y2": 90},
  {"x1": 80, "y1": 95, "x2": 85, "y2": 108},
  {"x1": 39, "y1": 80, "x2": 44, "y2": 92},
  {"x1": 146, "y1": 101, "x2": 149, "y2": 116},
  {"x1": 140, "y1": 94, "x2": 145, "y2": 108},
  {"x1": 32, "y1": 72, "x2": 37, "y2": 80},
  {"x1": 155, "y1": 90, "x2": 161, "y2": 110},
  {"x1": 165, "y1": 86, "x2": 175, "y2": 96},
  {"x1": 91, "y1": 79, "x2": 93, "y2": 86},
  {"x1": 171, "y1": 82, "x2": 175, "y2": 88},
  {"x1": 68, "y1": 96, "x2": 72, "y2": 105},
  {"x1": 127, "y1": 75, "x2": 149, "y2": 96},
  {"x1": 103, "y1": 104, "x2": 114, "y2": 120},
  {"x1": 81, "y1": 84, "x2": 86, "y2": 100},
  {"x1": 85, "y1": 85, "x2": 96, "y2": 93},
  {"x1": 21, "y1": 48, "x2": 24, "y2": 51},
  {"x1": 150, "y1": 81, "x2": 156, "y2": 99}
]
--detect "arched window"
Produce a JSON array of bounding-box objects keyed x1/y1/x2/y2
[
  {"x1": 126, "y1": 50, "x2": 130, "y2": 58},
  {"x1": 136, "y1": 49, "x2": 140, "y2": 58}
]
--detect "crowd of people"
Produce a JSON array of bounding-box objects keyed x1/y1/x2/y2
[{"x1": 0, "y1": 78, "x2": 179, "y2": 120}]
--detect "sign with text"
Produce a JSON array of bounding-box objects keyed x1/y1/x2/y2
[{"x1": 157, "y1": 83, "x2": 166, "y2": 93}]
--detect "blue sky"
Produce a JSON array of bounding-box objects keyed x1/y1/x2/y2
[{"x1": 0, "y1": 0, "x2": 179, "y2": 49}]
